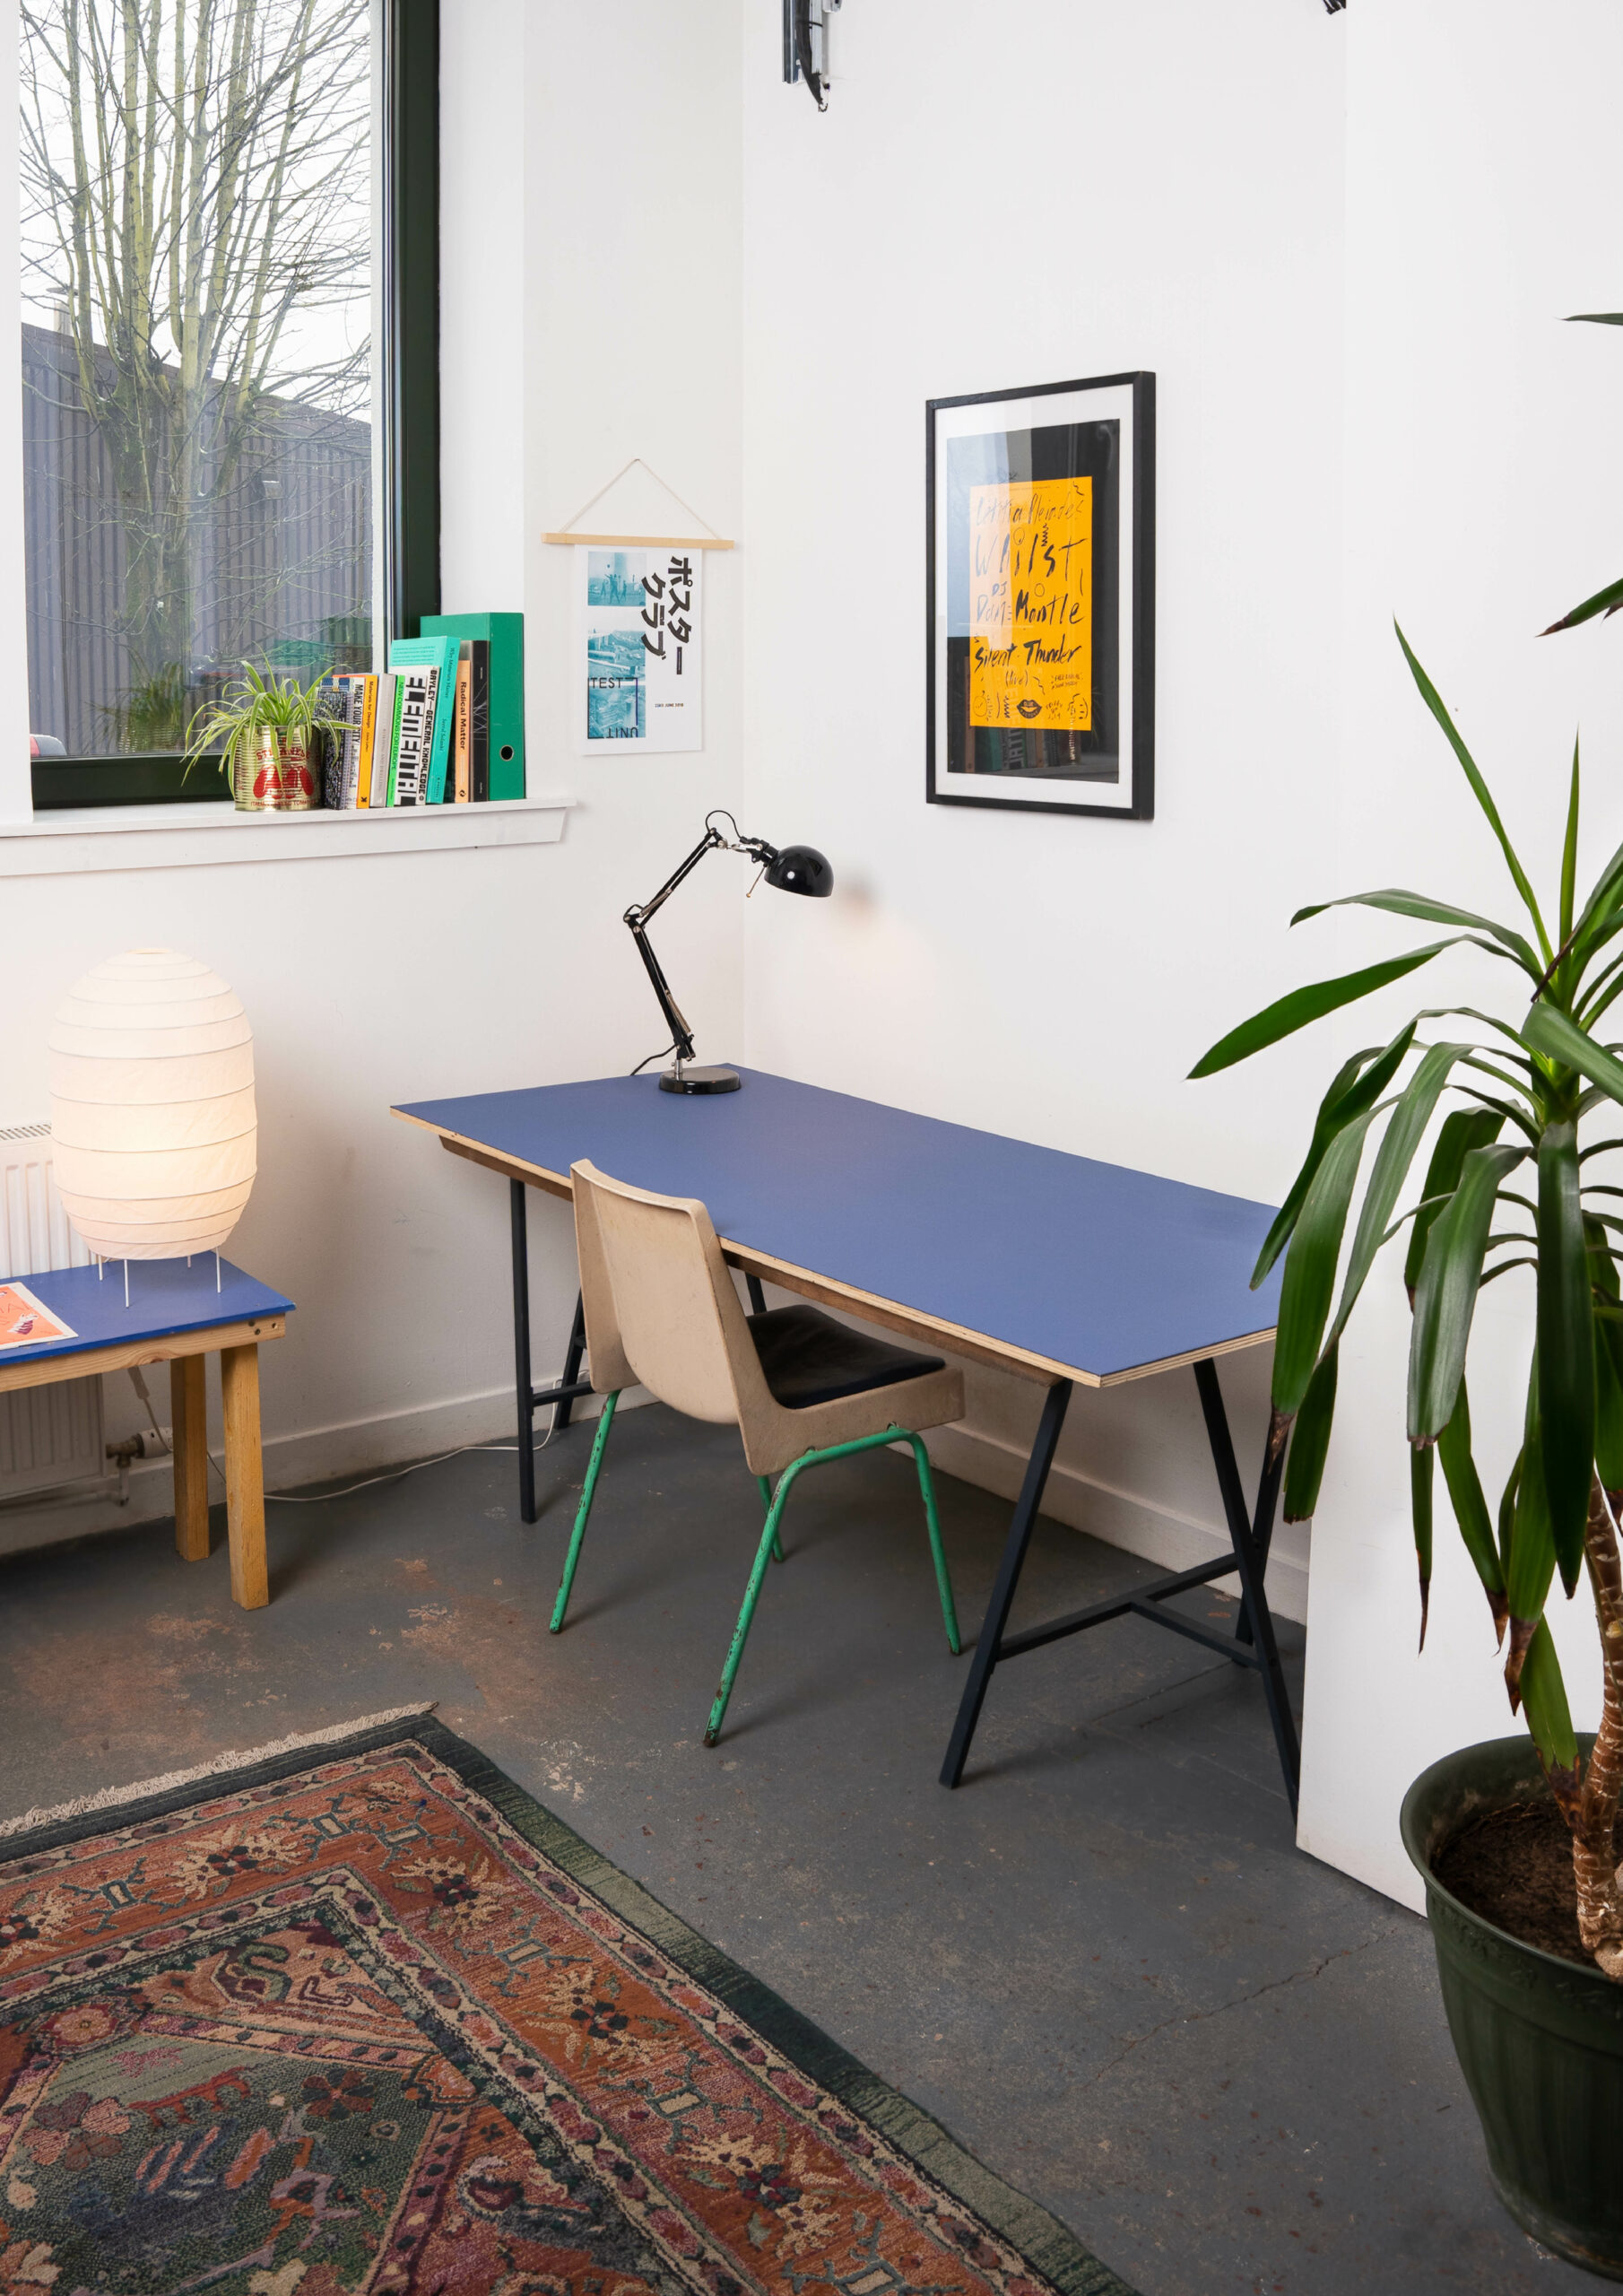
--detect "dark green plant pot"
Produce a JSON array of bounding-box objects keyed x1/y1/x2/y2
[{"x1": 1402, "y1": 1736, "x2": 1623, "y2": 2279}]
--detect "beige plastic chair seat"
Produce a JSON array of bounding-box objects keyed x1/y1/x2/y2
[{"x1": 550, "y1": 1159, "x2": 967, "y2": 1744}]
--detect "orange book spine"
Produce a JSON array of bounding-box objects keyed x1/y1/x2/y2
[
  {"x1": 356, "y1": 675, "x2": 379, "y2": 807},
  {"x1": 454, "y1": 650, "x2": 472, "y2": 803}
]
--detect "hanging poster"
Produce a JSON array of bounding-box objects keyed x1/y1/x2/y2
[
  {"x1": 926, "y1": 370, "x2": 1155, "y2": 819},
  {"x1": 575, "y1": 545, "x2": 703, "y2": 755}
]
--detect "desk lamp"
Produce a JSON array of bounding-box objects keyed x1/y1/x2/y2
[{"x1": 625, "y1": 809, "x2": 832, "y2": 1093}]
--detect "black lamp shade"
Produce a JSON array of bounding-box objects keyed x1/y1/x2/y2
[{"x1": 764, "y1": 843, "x2": 832, "y2": 898}]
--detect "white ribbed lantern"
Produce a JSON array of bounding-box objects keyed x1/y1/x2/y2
[{"x1": 48, "y1": 949, "x2": 256, "y2": 1259}]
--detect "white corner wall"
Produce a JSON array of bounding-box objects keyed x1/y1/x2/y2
[
  {"x1": 1298, "y1": 0, "x2": 1623, "y2": 1906},
  {"x1": 736, "y1": 0, "x2": 1347, "y2": 1625}
]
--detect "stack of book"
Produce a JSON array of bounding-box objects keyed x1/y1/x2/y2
[{"x1": 317, "y1": 615, "x2": 524, "y2": 808}]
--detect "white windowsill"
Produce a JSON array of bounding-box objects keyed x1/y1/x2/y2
[{"x1": 0, "y1": 793, "x2": 577, "y2": 877}]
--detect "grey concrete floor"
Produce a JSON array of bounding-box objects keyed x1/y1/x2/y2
[{"x1": 0, "y1": 1404, "x2": 1591, "y2": 2296}]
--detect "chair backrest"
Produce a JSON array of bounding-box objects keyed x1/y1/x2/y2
[
  {"x1": 570, "y1": 1160, "x2": 769, "y2": 1428},
  {"x1": 570, "y1": 1164, "x2": 635, "y2": 1396}
]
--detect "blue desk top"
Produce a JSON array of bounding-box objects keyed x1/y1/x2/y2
[
  {"x1": 398, "y1": 1070, "x2": 1279, "y2": 1385},
  {"x1": 0, "y1": 1257, "x2": 293, "y2": 1370}
]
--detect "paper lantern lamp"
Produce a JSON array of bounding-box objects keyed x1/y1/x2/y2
[{"x1": 48, "y1": 948, "x2": 256, "y2": 1259}]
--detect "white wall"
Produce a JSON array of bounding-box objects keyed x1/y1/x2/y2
[
  {"x1": 0, "y1": 0, "x2": 744, "y2": 1552},
  {"x1": 1297, "y1": 0, "x2": 1623, "y2": 1906},
  {"x1": 736, "y1": 0, "x2": 1348, "y2": 1624}
]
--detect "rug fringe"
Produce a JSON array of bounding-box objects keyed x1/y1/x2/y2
[{"x1": 0, "y1": 1704, "x2": 438, "y2": 1840}]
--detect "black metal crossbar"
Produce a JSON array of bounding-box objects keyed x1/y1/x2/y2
[
  {"x1": 533, "y1": 1373, "x2": 595, "y2": 1417},
  {"x1": 998, "y1": 1551, "x2": 1259, "y2": 1657},
  {"x1": 940, "y1": 1356, "x2": 1301, "y2": 1813}
]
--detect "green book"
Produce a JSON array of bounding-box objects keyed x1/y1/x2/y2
[
  {"x1": 419, "y1": 612, "x2": 525, "y2": 799},
  {"x1": 383, "y1": 673, "x2": 406, "y2": 805}
]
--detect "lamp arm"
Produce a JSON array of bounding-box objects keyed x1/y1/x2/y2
[
  {"x1": 627, "y1": 916, "x2": 697, "y2": 1064},
  {"x1": 621, "y1": 818, "x2": 785, "y2": 1072},
  {"x1": 627, "y1": 827, "x2": 723, "y2": 928}
]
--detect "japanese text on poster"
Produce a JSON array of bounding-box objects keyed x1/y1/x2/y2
[{"x1": 578, "y1": 546, "x2": 704, "y2": 754}]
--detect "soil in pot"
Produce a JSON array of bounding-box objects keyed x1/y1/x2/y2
[{"x1": 1435, "y1": 1800, "x2": 1619, "y2": 1966}]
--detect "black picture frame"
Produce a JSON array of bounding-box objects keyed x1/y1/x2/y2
[{"x1": 925, "y1": 370, "x2": 1155, "y2": 821}]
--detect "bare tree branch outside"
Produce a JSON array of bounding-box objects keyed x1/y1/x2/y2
[{"x1": 21, "y1": 0, "x2": 373, "y2": 757}]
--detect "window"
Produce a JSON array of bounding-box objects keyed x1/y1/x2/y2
[{"x1": 19, "y1": 0, "x2": 438, "y2": 811}]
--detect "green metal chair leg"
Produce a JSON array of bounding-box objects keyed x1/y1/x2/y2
[
  {"x1": 758, "y1": 1474, "x2": 785, "y2": 1562},
  {"x1": 706, "y1": 1424, "x2": 964, "y2": 1748},
  {"x1": 907, "y1": 1432, "x2": 960, "y2": 1654},
  {"x1": 706, "y1": 1457, "x2": 806, "y2": 1744},
  {"x1": 549, "y1": 1391, "x2": 620, "y2": 1633}
]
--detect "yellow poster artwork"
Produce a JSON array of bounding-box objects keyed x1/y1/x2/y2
[{"x1": 968, "y1": 477, "x2": 1093, "y2": 733}]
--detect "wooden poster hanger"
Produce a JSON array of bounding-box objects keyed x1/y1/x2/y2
[{"x1": 543, "y1": 457, "x2": 735, "y2": 552}]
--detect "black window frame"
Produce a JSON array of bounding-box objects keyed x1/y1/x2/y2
[{"x1": 28, "y1": 0, "x2": 440, "y2": 814}]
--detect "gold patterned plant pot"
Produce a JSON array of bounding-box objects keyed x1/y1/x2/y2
[{"x1": 233, "y1": 727, "x2": 321, "y2": 811}]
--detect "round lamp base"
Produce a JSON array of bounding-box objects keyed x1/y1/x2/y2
[{"x1": 659, "y1": 1065, "x2": 742, "y2": 1095}]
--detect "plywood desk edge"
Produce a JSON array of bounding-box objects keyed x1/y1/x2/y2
[
  {"x1": 395, "y1": 1109, "x2": 1277, "y2": 1391},
  {"x1": 0, "y1": 1312, "x2": 287, "y2": 1396}
]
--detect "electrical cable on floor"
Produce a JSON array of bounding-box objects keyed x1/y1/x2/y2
[
  {"x1": 262, "y1": 1440, "x2": 525, "y2": 1502},
  {"x1": 131, "y1": 1325, "x2": 584, "y2": 1509},
  {"x1": 197, "y1": 1382, "x2": 570, "y2": 1506}
]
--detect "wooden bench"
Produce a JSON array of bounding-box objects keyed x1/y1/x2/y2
[{"x1": 0, "y1": 1257, "x2": 294, "y2": 1608}]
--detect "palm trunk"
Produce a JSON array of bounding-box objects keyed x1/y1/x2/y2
[{"x1": 1574, "y1": 1477, "x2": 1623, "y2": 1977}]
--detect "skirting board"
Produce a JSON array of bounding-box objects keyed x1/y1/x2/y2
[
  {"x1": 0, "y1": 1374, "x2": 1308, "y2": 1628},
  {"x1": 0, "y1": 1376, "x2": 650, "y2": 1561},
  {"x1": 919, "y1": 1420, "x2": 1310, "y2": 1627}
]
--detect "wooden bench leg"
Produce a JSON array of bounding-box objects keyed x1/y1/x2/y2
[
  {"x1": 171, "y1": 1354, "x2": 211, "y2": 1562},
  {"x1": 221, "y1": 1342, "x2": 269, "y2": 1610}
]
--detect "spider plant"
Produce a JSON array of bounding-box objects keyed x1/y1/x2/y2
[
  {"x1": 182, "y1": 660, "x2": 330, "y2": 791},
  {"x1": 1193, "y1": 626, "x2": 1623, "y2": 1979}
]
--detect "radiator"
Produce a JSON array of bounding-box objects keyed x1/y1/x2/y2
[{"x1": 0, "y1": 1124, "x2": 104, "y2": 1500}]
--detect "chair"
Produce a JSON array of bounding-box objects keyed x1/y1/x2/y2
[{"x1": 550, "y1": 1159, "x2": 966, "y2": 1745}]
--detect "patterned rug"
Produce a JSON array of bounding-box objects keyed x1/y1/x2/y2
[{"x1": 0, "y1": 1716, "x2": 1133, "y2": 2296}]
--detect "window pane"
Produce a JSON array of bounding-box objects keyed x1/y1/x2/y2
[{"x1": 21, "y1": 0, "x2": 374, "y2": 763}]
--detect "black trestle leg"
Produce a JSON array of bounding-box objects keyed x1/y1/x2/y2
[
  {"x1": 940, "y1": 1378, "x2": 1072, "y2": 1788},
  {"x1": 746, "y1": 1273, "x2": 767, "y2": 1315},
  {"x1": 511, "y1": 1178, "x2": 536, "y2": 1525},
  {"x1": 1193, "y1": 1358, "x2": 1300, "y2": 1814},
  {"x1": 556, "y1": 1292, "x2": 587, "y2": 1431}
]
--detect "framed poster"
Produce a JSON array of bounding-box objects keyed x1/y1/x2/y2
[
  {"x1": 574, "y1": 545, "x2": 703, "y2": 755},
  {"x1": 926, "y1": 371, "x2": 1154, "y2": 818}
]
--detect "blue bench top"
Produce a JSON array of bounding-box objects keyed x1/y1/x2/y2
[{"x1": 0, "y1": 1257, "x2": 293, "y2": 1370}]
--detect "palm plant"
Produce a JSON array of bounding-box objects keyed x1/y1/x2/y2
[{"x1": 1193, "y1": 628, "x2": 1623, "y2": 1979}]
